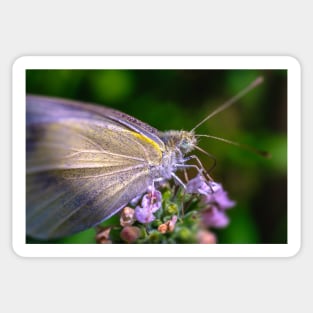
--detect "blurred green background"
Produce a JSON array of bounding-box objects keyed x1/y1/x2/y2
[{"x1": 26, "y1": 69, "x2": 287, "y2": 244}]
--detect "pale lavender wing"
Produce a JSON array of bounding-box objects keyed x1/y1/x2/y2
[{"x1": 26, "y1": 96, "x2": 163, "y2": 239}]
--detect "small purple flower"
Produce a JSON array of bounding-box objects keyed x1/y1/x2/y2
[
  {"x1": 135, "y1": 206, "x2": 156, "y2": 224},
  {"x1": 207, "y1": 181, "x2": 223, "y2": 193},
  {"x1": 186, "y1": 175, "x2": 235, "y2": 229},
  {"x1": 186, "y1": 174, "x2": 211, "y2": 195},
  {"x1": 186, "y1": 175, "x2": 222, "y2": 195},
  {"x1": 134, "y1": 188, "x2": 162, "y2": 224},
  {"x1": 202, "y1": 206, "x2": 229, "y2": 228},
  {"x1": 187, "y1": 175, "x2": 235, "y2": 210},
  {"x1": 141, "y1": 189, "x2": 162, "y2": 213},
  {"x1": 209, "y1": 189, "x2": 236, "y2": 210}
]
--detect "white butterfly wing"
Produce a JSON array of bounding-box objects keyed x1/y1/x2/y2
[{"x1": 26, "y1": 96, "x2": 163, "y2": 239}]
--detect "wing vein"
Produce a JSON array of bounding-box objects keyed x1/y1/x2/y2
[{"x1": 63, "y1": 164, "x2": 145, "y2": 180}]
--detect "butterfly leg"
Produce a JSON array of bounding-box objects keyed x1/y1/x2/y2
[
  {"x1": 171, "y1": 172, "x2": 186, "y2": 189},
  {"x1": 183, "y1": 155, "x2": 214, "y2": 181}
]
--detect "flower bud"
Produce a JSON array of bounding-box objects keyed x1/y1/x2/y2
[
  {"x1": 164, "y1": 203, "x2": 178, "y2": 215},
  {"x1": 120, "y1": 226, "x2": 141, "y2": 243},
  {"x1": 95, "y1": 227, "x2": 112, "y2": 244},
  {"x1": 158, "y1": 223, "x2": 168, "y2": 234},
  {"x1": 167, "y1": 215, "x2": 178, "y2": 232},
  {"x1": 148, "y1": 230, "x2": 162, "y2": 243},
  {"x1": 120, "y1": 206, "x2": 135, "y2": 227},
  {"x1": 197, "y1": 229, "x2": 217, "y2": 244},
  {"x1": 176, "y1": 227, "x2": 193, "y2": 243}
]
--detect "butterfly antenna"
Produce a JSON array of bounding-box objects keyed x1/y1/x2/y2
[
  {"x1": 196, "y1": 134, "x2": 271, "y2": 158},
  {"x1": 191, "y1": 76, "x2": 264, "y2": 132}
]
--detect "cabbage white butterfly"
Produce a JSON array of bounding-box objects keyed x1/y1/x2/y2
[{"x1": 26, "y1": 77, "x2": 266, "y2": 240}]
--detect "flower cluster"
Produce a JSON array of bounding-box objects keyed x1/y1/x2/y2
[
  {"x1": 186, "y1": 174, "x2": 235, "y2": 228},
  {"x1": 96, "y1": 174, "x2": 235, "y2": 244}
]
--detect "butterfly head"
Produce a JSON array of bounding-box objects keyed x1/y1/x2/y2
[{"x1": 161, "y1": 130, "x2": 197, "y2": 155}]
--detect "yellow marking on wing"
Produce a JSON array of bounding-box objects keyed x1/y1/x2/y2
[{"x1": 129, "y1": 131, "x2": 163, "y2": 158}]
